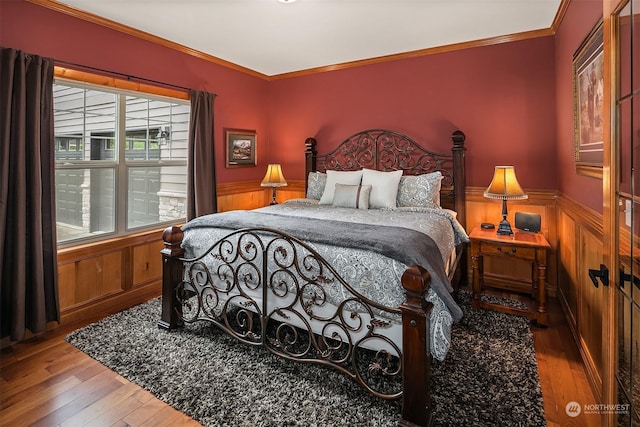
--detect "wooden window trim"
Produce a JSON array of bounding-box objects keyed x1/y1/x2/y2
[{"x1": 54, "y1": 66, "x2": 189, "y2": 100}]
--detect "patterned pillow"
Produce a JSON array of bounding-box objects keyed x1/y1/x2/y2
[
  {"x1": 332, "y1": 184, "x2": 372, "y2": 210},
  {"x1": 306, "y1": 172, "x2": 326, "y2": 200},
  {"x1": 397, "y1": 171, "x2": 443, "y2": 208}
]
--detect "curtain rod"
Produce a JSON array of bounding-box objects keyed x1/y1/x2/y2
[{"x1": 55, "y1": 60, "x2": 215, "y2": 95}]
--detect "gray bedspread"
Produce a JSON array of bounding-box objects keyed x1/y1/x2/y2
[
  {"x1": 180, "y1": 202, "x2": 468, "y2": 361},
  {"x1": 183, "y1": 209, "x2": 463, "y2": 321}
]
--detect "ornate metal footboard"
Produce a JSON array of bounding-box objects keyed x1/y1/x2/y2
[{"x1": 159, "y1": 225, "x2": 434, "y2": 427}]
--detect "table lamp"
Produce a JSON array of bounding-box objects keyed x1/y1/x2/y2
[
  {"x1": 483, "y1": 166, "x2": 528, "y2": 235},
  {"x1": 261, "y1": 164, "x2": 288, "y2": 205}
]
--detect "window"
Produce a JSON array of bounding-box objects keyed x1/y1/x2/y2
[{"x1": 53, "y1": 81, "x2": 189, "y2": 245}]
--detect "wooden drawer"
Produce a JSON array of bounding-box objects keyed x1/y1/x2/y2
[
  {"x1": 469, "y1": 225, "x2": 551, "y2": 327},
  {"x1": 479, "y1": 242, "x2": 536, "y2": 260}
]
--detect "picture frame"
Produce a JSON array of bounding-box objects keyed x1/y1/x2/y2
[
  {"x1": 225, "y1": 129, "x2": 257, "y2": 168},
  {"x1": 573, "y1": 18, "x2": 604, "y2": 178}
]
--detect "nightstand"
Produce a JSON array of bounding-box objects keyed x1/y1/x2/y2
[{"x1": 469, "y1": 225, "x2": 551, "y2": 327}]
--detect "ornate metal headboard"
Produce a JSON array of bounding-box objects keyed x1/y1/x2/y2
[{"x1": 304, "y1": 129, "x2": 466, "y2": 228}]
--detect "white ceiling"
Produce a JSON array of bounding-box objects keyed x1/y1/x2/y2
[{"x1": 56, "y1": 0, "x2": 562, "y2": 77}]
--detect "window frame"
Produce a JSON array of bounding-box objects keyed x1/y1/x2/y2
[{"x1": 54, "y1": 68, "x2": 190, "y2": 248}]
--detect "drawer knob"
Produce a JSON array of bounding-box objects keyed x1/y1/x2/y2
[{"x1": 497, "y1": 246, "x2": 516, "y2": 254}]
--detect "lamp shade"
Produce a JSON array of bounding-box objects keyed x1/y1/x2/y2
[
  {"x1": 483, "y1": 166, "x2": 528, "y2": 200},
  {"x1": 260, "y1": 164, "x2": 288, "y2": 187}
]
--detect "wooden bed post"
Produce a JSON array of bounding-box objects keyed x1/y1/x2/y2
[
  {"x1": 451, "y1": 130, "x2": 466, "y2": 230},
  {"x1": 158, "y1": 225, "x2": 184, "y2": 330},
  {"x1": 304, "y1": 137, "x2": 317, "y2": 192},
  {"x1": 399, "y1": 265, "x2": 434, "y2": 427},
  {"x1": 451, "y1": 130, "x2": 468, "y2": 288}
]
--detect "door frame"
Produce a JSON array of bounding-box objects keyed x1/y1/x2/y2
[{"x1": 603, "y1": 0, "x2": 635, "y2": 425}]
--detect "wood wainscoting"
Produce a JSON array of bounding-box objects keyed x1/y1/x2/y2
[
  {"x1": 217, "y1": 180, "x2": 306, "y2": 211},
  {"x1": 53, "y1": 180, "x2": 307, "y2": 331},
  {"x1": 556, "y1": 193, "x2": 605, "y2": 402},
  {"x1": 57, "y1": 229, "x2": 166, "y2": 326}
]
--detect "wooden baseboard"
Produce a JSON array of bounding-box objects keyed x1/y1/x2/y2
[{"x1": 60, "y1": 280, "x2": 161, "y2": 326}]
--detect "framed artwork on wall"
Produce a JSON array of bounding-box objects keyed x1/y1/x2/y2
[
  {"x1": 225, "y1": 129, "x2": 257, "y2": 168},
  {"x1": 573, "y1": 17, "x2": 604, "y2": 178}
]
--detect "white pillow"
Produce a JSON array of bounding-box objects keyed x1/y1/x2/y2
[
  {"x1": 361, "y1": 168, "x2": 403, "y2": 209},
  {"x1": 318, "y1": 170, "x2": 364, "y2": 204},
  {"x1": 332, "y1": 184, "x2": 372, "y2": 209}
]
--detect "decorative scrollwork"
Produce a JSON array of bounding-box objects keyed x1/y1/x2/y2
[
  {"x1": 368, "y1": 350, "x2": 397, "y2": 377},
  {"x1": 370, "y1": 318, "x2": 392, "y2": 328},
  {"x1": 316, "y1": 130, "x2": 453, "y2": 184},
  {"x1": 174, "y1": 227, "x2": 404, "y2": 400}
]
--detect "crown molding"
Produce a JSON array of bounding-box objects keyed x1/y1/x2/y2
[
  {"x1": 27, "y1": 0, "x2": 269, "y2": 80},
  {"x1": 551, "y1": 0, "x2": 571, "y2": 33},
  {"x1": 269, "y1": 28, "x2": 556, "y2": 80},
  {"x1": 29, "y1": 0, "x2": 560, "y2": 81}
]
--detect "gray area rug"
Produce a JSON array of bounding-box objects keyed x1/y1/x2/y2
[{"x1": 66, "y1": 291, "x2": 546, "y2": 426}]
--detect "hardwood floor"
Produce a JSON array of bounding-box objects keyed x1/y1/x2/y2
[
  {"x1": 1, "y1": 293, "x2": 602, "y2": 427},
  {"x1": 530, "y1": 298, "x2": 603, "y2": 427}
]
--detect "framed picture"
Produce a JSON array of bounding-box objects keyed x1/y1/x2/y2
[
  {"x1": 573, "y1": 18, "x2": 604, "y2": 177},
  {"x1": 225, "y1": 129, "x2": 257, "y2": 167}
]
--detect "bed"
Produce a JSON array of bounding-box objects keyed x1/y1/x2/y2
[{"x1": 159, "y1": 129, "x2": 468, "y2": 427}]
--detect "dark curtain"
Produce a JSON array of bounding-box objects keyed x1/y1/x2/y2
[
  {"x1": 0, "y1": 47, "x2": 59, "y2": 341},
  {"x1": 187, "y1": 90, "x2": 217, "y2": 220}
]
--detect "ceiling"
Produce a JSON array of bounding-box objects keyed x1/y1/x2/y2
[{"x1": 53, "y1": 0, "x2": 563, "y2": 77}]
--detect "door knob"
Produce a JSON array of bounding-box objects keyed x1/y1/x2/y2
[{"x1": 588, "y1": 264, "x2": 609, "y2": 288}]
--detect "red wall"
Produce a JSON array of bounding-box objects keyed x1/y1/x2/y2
[
  {"x1": 0, "y1": 0, "x2": 270, "y2": 184},
  {"x1": 3, "y1": 0, "x2": 597, "y2": 201},
  {"x1": 267, "y1": 38, "x2": 558, "y2": 191},
  {"x1": 554, "y1": 0, "x2": 604, "y2": 212}
]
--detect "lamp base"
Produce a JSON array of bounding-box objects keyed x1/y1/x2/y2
[
  {"x1": 269, "y1": 187, "x2": 278, "y2": 205},
  {"x1": 496, "y1": 218, "x2": 514, "y2": 235}
]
